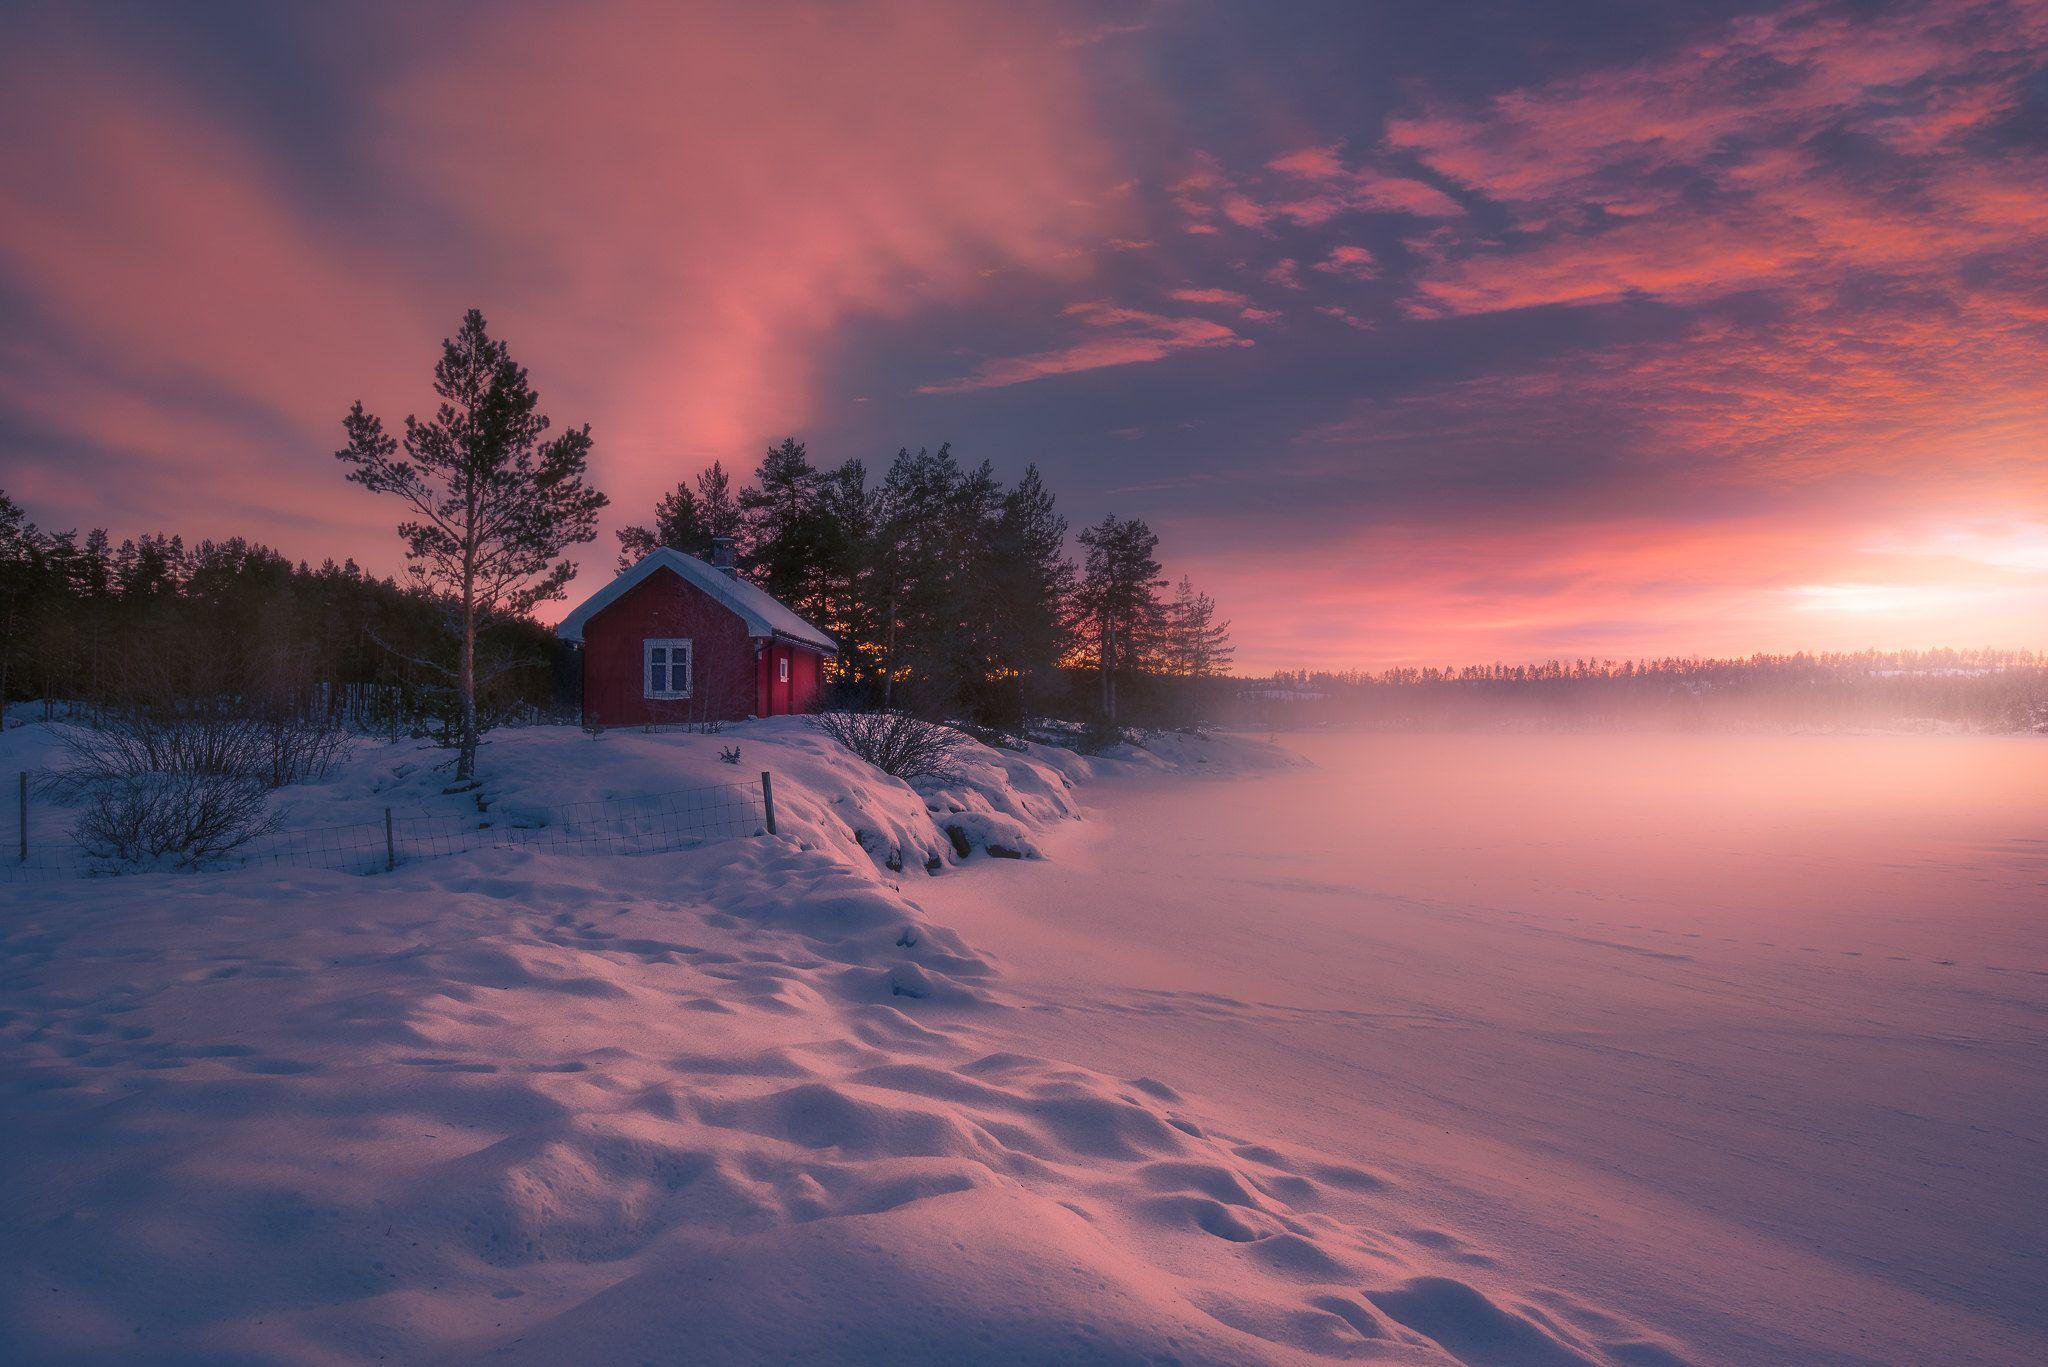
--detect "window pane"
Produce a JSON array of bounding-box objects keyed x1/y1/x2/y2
[
  {"x1": 650, "y1": 662, "x2": 666, "y2": 694},
  {"x1": 650, "y1": 646, "x2": 667, "y2": 665}
]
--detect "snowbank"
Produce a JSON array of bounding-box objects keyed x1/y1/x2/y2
[
  {"x1": 2, "y1": 715, "x2": 1298, "y2": 880},
  {"x1": 8, "y1": 718, "x2": 1560, "y2": 1366}
]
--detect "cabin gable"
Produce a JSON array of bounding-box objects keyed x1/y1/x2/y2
[{"x1": 579, "y1": 567, "x2": 758, "y2": 727}]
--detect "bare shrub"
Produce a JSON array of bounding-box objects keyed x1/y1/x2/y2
[
  {"x1": 65, "y1": 697, "x2": 350, "y2": 792},
  {"x1": 808, "y1": 711, "x2": 967, "y2": 783},
  {"x1": 72, "y1": 769, "x2": 279, "y2": 867},
  {"x1": 253, "y1": 707, "x2": 354, "y2": 787},
  {"x1": 57, "y1": 693, "x2": 344, "y2": 869}
]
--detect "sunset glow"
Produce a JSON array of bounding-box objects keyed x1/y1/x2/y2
[
  {"x1": 3, "y1": 0, "x2": 2044, "y2": 671},
  {"x1": 4, "y1": 9, "x2": 2046, "y2": 1361}
]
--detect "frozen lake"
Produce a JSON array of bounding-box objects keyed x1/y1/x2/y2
[{"x1": 918, "y1": 731, "x2": 2048, "y2": 1365}]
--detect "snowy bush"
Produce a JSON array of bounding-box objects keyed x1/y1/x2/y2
[{"x1": 807, "y1": 710, "x2": 966, "y2": 783}]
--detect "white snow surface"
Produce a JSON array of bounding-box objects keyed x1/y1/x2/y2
[
  {"x1": 0, "y1": 720, "x2": 1373, "y2": 1365},
  {"x1": 4, "y1": 722, "x2": 2037, "y2": 1365}
]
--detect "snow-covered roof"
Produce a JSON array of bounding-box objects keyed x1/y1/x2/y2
[{"x1": 556, "y1": 548, "x2": 838, "y2": 653}]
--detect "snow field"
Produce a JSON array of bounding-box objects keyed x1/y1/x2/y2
[{"x1": 7, "y1": 721, "x2": 1615, "y2": 1365}]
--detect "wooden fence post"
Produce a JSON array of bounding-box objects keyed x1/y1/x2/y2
[
  {"x1": 384, "y1": 807, "x2": 395, "y2": 872},
  {"x1": 760, "y1": 771, "x2": 777, "y2": 836}
]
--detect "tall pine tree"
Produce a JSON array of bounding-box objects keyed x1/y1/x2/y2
[
  {"x1": 1163, "y1": 575, "x2": 1233, "y2": 678},
  {"x1": 983, "y1": 464, "x2": 1073, "y2": 727},
  {"x1": 741, "y1": 437, "x2": 827, "y2": 612},
  {"x1": 616, "y1": 481, "x2": 713, "y2": 569},
  {"x1": 337, "y1": 309, "x2": 607, "y2": 780},
  {"x1": 1076, "y1": 514, "x2": 1165, "y2": 724}
]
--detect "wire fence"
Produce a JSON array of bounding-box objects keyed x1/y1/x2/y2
[{"x1": 4, "y1": 773, "x2": 773, "y2": 887}]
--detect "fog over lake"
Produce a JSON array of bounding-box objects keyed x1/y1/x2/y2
[{"x1": 923, "y1": 731, "x2": 2048, "y2": 1364}]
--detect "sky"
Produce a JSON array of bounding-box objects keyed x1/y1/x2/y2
[{"x1": 1, "y1": 0, "x2": 2044, "y2": 674}]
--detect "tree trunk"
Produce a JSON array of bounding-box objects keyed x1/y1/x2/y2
[
  {"x1": 457, "y1": 579, "x2": 477, "y2": 782},
  {"x1": 1101, "y1": 614, "x2": 1116, "y2": 723},
  {"x1": 882, "y1": 584, "x2": 897, "y2": 710}
]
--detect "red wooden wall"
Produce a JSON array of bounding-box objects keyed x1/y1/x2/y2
[
  {"x1": 753, "y1": 641, "x2": 825, "y2": 718},
  {"x1": 579, "y1": 567, "x2": 829, "y2": 726}
]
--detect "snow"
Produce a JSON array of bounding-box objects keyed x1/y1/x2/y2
[
  {"x1": 555, "y1": 547, "x2": 838, "y2": 652},
  {"x1": 912, "y1": 731, "x2": 2048, "y2": 1365},
  {"x1": 1, "y1": 722, "x2": 2037, "y2": 1364}
]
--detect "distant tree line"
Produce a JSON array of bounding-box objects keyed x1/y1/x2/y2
[
  {"x1": 1229, "y1": 650, "x2": 2048, "y2": 733},
  {"x1": 0, "y1": 489, "x2": 565, "y2": 741}
]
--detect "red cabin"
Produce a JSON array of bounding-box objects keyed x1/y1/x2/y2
[{"x1": 557, "y1": 542, "x2": 837, "y2": 727}]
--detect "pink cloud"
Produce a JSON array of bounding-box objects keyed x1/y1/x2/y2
[
  {"x1": 1369, "y1": 0, "x2": 2048, "y2": 591},
  {"x1": 918, "y1": 302, "x2": 1252, "y2": 394},
  {"x1": 1266, "y1": 146, "x2": 1345, "y2": 179},
  {"x1": 1167, "y1": 144, "x2": 1463, "y2": 240},
  {"x1": 1313, "y1": 245, "x2": 1379, "y2": 281},
  {"x1": 1263, "y1": 144, "x2": 1465, "y2": 217},
  {"x1": 0, "y1": 1, "x2": 1123, "y2": 582},
  {"x1": 1168, "y1": 286, "x2": 1285, "y2": 327},
  {"x1": 1387, "y1": 0, "x2": 2048, "y2": 318},
  {"x1": 1265, "y1": 258, "x2": 1304, "y2": 290},
  {"x1": 1220, "y1": 193, "x2": 1272, "y2": 229}
]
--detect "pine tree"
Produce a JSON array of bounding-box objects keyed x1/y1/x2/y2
[
  {"x1": 941, "y1": 459, "x2": 1008, "y2": 720},
  {"x1": 1164, "y1": 575, "x2": 1233, "y2": 678},
  {"x1": 984, "y1": 465, "x2": 1073, "y2": 726},
  {"x1": 813, "y1": 459, "x2": 883, "y2": 698},
  {"x1": 741, "y1": 437, "x2": 826, "y2": 609},
  {"x1": 336, "y1": 309, "x2": 607, "y2": 781},
  {"x1": 616, "y1": 482, "x2": 713, "y2": 570},
  {"x1": 695, "y1": 461, "x2": 742, "y2": 543},
  {"x1": 1076, "y1": 514, "x2": 1165, "y2": 723},
  {"x1": 0, "y1": 490, "x2": 37, "y2": 708},
  {"x1": 113, "y1": 533, "x2": 186, "y2": 601},
  {"x1": 876, "y1": 444, "x2": 970, "y2": 713}
]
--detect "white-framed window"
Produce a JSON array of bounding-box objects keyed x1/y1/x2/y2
[
  {"x1": 644, "y1": 638, "x2": 693, "y2": 699},
  {"x1": 778, "y1": 655, "x2": 791, "y2": 684}
]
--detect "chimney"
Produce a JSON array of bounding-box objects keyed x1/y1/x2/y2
[{"x1": 710, "y1": 535, "x2": 738, "y2": 578}]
